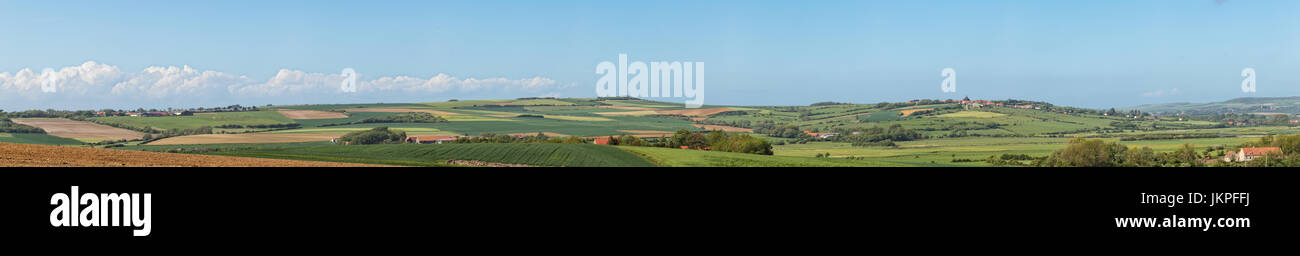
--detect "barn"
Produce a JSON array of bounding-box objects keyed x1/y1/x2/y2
[{"x1": 406, "y1": 135, "x2": 460, "y2": 144}]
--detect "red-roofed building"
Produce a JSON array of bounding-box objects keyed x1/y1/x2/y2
[
  {"x1": 593, "y1": 137, "x2": 612, "y2": 145},
  {"x1": 1226, "y1": 147, "x2": 1283, "y2": 162},
  {"x1": 406, "y1": 135, "x2": 460, "y2": 144}
]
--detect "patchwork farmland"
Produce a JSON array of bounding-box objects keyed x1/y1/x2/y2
[{"x1": 3, "y1": 97, "x2": 1297, "y2": 167}]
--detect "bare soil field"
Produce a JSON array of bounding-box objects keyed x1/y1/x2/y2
[
  {"x1": 0, "y1": 142, "x2": 388, "y2": 167},
  {"x1": 10, "y1": 118, "x2": 144, "y2": 141},
  {"x1": 899, "y1": 108, "x2": 935, "y2": 117},
  {"x1": 693, "y1": 124, "x2": 754, "y2": 133},
  {"x1": 655, "y1": 107, "x2": 732, "y2": 117},
  {"x1": 345, "y1": 108, "x2": 459, "y2": 115},
  {"x1": 148, "y1": 133, "x2": 342, "y2": 145},
  {"x1": 277, "y1": 109, "x2": 348, "y2": 119}
]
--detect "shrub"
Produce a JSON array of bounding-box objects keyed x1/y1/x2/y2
[
  {"x1": 338, "y1": 127, "x2": 407, "y2": 145},
  {"x1": 360, "y1": 112, "x2": 448, "y2": 123}
]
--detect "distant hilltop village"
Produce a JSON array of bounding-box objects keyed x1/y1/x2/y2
[
  {"x1": 92, "y1": 105, "x2": 261, "y2": 117},
  {"x1": 909, "y1": 97, "x2": 1040, "y2": 110}
]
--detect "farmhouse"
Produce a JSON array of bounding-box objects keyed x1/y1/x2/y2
[
  {"x1": 593, "y1": 137, "x2": 612, "y2": 145},
  {"x1": 128, "y1": 111, "x2": 167, "y2": 116},
  {"x1": 802, "y1": 130, "x2": 837, "y2": 139},
  {"x1": 171, "y1": 111, "x2": 194, "y2": 116},
  {"x1": 1225, "y1": 147, "x2": 1283, "y2": 162},
  {"x1": 406, "y1": 135, "x2": 460, "y2": 144}
]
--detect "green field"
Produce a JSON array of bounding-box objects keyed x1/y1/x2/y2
[
  {"x1": 775, "y1": 140, "x2": 1061, "y2": 166},
  {"x1": 125, "y1": 142, "x2": 656, "y2": 167},
  {"x1": 0, "y1": 133, "x2": 85, "y2": 145},
  {"x1": 91, "y1": 111, "x2": 295, "y2": 131},
  {"x1": 270, "y1": 103, "x2": 433, "y2": 111},
  {"x1": 506, "y1": 99, "x2": 578, "y2": 106},
  {"x1": 619, "y1": 146, "x2": 912, "y2": 167},
  {"x1": 772, "y1": 136, "x2": 1261, "y2": 167}
]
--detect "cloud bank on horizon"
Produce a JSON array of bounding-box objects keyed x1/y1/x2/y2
[{"x1": 0, "y1": 61, "x2": 572, "y2": 111}]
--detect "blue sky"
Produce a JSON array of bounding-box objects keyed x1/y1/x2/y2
[{"x1": 1, "y1": 0, "x2": 1298, "y2": 110}]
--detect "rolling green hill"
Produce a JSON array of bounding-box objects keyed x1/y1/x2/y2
[{"x1": 1131, "y1": 96, "x2": 1300, "y2": 115}]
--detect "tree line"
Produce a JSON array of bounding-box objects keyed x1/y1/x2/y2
[
  {"x1": 992, "y1": 135, "x2": 1300, "y2": 167},
  {"x1": 445, "y1": 129, "x2": 774, "y2": 155},
  {"x1": 598, "y1": 130, "x2": 772, "y2": 155},
  {"x1": 0, "y1": 111, "x2": 45, "y2": 133}
]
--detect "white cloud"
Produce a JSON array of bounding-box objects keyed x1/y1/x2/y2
[
  {"x1": 112, "y1": 65, "x2": 253, "y2": 99},
  {"x1": 0, "y1": 61, "x2": 125, "y2": 95},
  {"x1": 0, "y1": 61, "x2": 567, "y2": 110},
  {"x1": 232, "y1": 69, "x2": 342, "y2": 97}
]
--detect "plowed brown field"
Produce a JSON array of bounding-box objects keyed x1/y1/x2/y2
[
  {"x1": 10, "y1": 118, "x2": 144, "y2": 141},
  {"x1": 899, "y1": 108, "x2": 934, "y2": 117},
  {"x1": 0, "y1": 142, "x2": 390, "y2": 167},
  {"x1": 277, "y1": 109, "x2": 348, "y2": 119},
  {"x1": 655, "y1": 108, "x2": 731, "y2": 117}
]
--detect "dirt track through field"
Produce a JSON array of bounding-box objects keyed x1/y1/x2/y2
[
  {"x1": 277, "y1": 109, "x2": 348, "y2": 119},
  {"x1": 10, "y1": 118, "x2": 144, "y2": 141},
  {"x1": 0, "y1": 142, "x2": 389, "y2": 167},
  {"x1": 147, "y1": 133, "x2": 342, "y2": 145}
]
